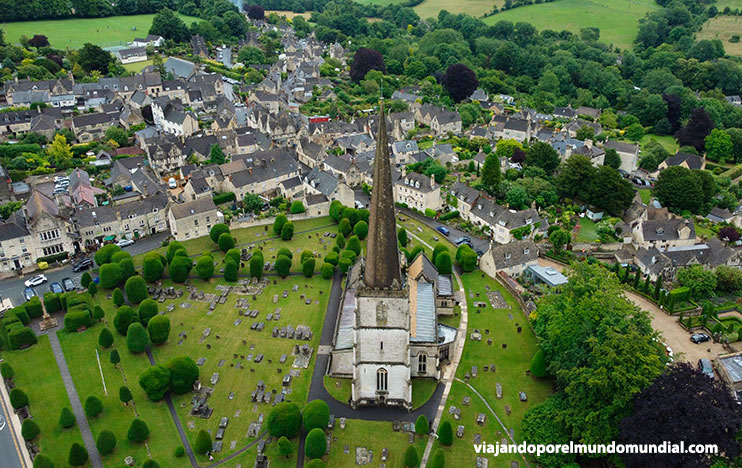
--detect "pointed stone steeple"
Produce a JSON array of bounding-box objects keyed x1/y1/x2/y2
[{"x1": 364, "y1": 101, "x2": 401, "y2": 290}]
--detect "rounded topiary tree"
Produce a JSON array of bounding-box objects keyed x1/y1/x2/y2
[
  {"x1": 303, "y1": 399, "x2": 330, "y2": 432},
  {"x1": 138, "y1": 299, "x2": 158, "y2": 326},
  {"x1": 81, "y1": 272, "x2": 92, "y2": 288},
  {"x1": 88, "y1": 281, "x2": 98, "y2": 296},
  {"x1": 273, "y1": 214, "x2": 288, "y2": 235},
  {"x1": 196, "y1": 255, "x2": 215, "y2": 280},
  {"x1": 169, "y1": 256, "x2": 193, "y2": 283},
  {"x1": 92, "y1": 305, "x2": 104, "y2": 321},
  {"x1": 398, "y1": 227, "x2": 408, "y2": 247},
  {"x1": 353, "y1": 220, "x2": 368, "y2": 240},
  {"x1": 113, "y1": 288, "x2": 125, "y2": 307},
  {"x1": 429, "y1": 448, "x2": 446, "y2": 468},
  {"x1": 174, "y1": 446, "x2": 185, "y2": 458},
  {"x1": 118, "y1": 258, "x2": 136, "y2": 281},
  {"x1": 210, "y1": 223, "x2": 230, "y2": 243},
  {"x1": 10, "y1": 388, "x2": 28, "y2": 409},
  {"x1": 404, "y1": 445, "x2": 419, "y2": 468},
  {"x1": 113, "y1": 306, "x2": 138, "y2": 335},
  {"x1": 1, "y1": 362, "x2": 15, "y2": 380},
  {"x1": 138, "y1": 364, "x2": 170, "y2": 401},
  {"x1": 148, "y1": 315, "x2": 171, "y2": 345},
  {"x1": 21, "y1": 419, "x2": 40, "y2": 441},
  {"x1": 336, "y1": 232, "x2": 346, "y2": 249},
  {"x1": 302, "y1": 258, "x2": 315, "y2": 278},
  {"x1": 126, "y1": 322, "x2": 149, "y2": 354},
  {"x1": 84, "y1": 395, "x2": 104, "y2": 418},
  {"x1": 100, "y1": 262, "x2": 123, "y2": 289},
  {"x1": 278, "y1": 247, "x2": 293, "y2": 259},
  {"x1": 415, "y1": 415, "x2": 429, "y2": 435},
  {"x1": 458, "y1": 245, "x2": 477, "y2": 273},
  {"x1": 290, "y1": 200, "x2": 305, "y2": 214},
  {"x1": 435, "y1": 251, "x2": 453, "y2": 275},
  {"x1": 94, "y1": 243, "x2": 122, "y2": 266},
  {"x1": 438, "y1": 421, "x2": 453, "y2": 446},
  {"x1": 275, "y1": 255, "x2": 291, "y2": 278},
  {"x1": 68, "y1": 442, "x2": 88, "y2": 466},
  {"x1": 305, "y1": 460, "x2": 325, "y2": 468},
  {"x1": 127, "y1": 418, "x2": 150, "y2": 443},
  {"x1": 338, "y1": 218, "x2": 351, "y2": 237},
  {"x1": 304, "y1": 428, "x2": 327, "y2": 459},
  {"x1": 278, "y1": 436, "x2": 293, "y2": 457},
  {"x1": 32, "y1": 453, "x2": 54, "y2": 468},
  {"x1": 142, "y1": 460, "x2": 160, "y2": 468},
  {"x1": 166, "y1": 241, "x2": 186, "y2": 264},
  {"x1": 224, "y1": 259, "x2": 239, "y2": 282},
  {"x1": 433, "y1": 243, "x2": 448, "y2": 264},
  {"x1": 346, "y1": 235, "x2": 361, "y2": 256},
  {"x1": 249, "y1": 252, "x2": 264, "y2": 279},
  {"x1": 166, "y1": 356, "x2": 199, "y2": 395},
  {"x1": 125, "y1": 276, "x2": 148, "y2": 304},
  {"x1": 218, "y1": 232, "x2": 235, "y2": 252},
  {"x1": 281, "y1": 221, "x2": 294, "y2": 241},
  {"x1": 321, "y1": 263, "x2": 334, "y2": 279},
  {"x1": 110, "y1": 349, "x2": 121, "y2": 367},
  {"x1": 59, "y1": 407, "x2": 75, "y2": 428},
  {"x1": 97, "y1": 328, "x2": 113, "y2": 350},
  {"x1": 194, "y1": 429, "x2": 212, "y2": 455},
  {"x1": 530, "y1": 349, "x2": 548, "y2": 378},
  {"x1": 142, "y1": 253, "x2": 165, "y2": 282},
  {"x1": 96, "y1": 429, "x2": 117, "y2": 455},
  {"x1": 267, "y1": 402, "x2": 302, "y2": 438},
  {"x1": 225, "y1": 248, "x2": 240, "y2": 264},
  {"x1": 119, "y1": 386, "x2": 133, "y2": 405}
]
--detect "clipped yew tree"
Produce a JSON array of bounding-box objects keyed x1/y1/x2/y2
[
  {"x1": 124, "y1": 276, "x2": 148, "y2": 304},
  {"x1": 438, "y1": 421, "x2": 453, "y2": 446},
  {"x1": 10, "y1": 388, "x2": 28, "y2": 409},
  {"x1": 218, "y1": 232, "x2": 235, "y2": 252},
  {"x1": 112, "y1": 287, "x2": 125, "y2": 306},
  {"x1": 126, "y1": 322, "x2": 149, "y2": 354},
  {"x1": 84, "y1": 395, "x2": 104, "y2": 418},
  {"x1": 194, "y1": 429, "x2": 212, "y2": 455},
  {"x1": 98, "y1": 328, "x2": 113, "y2": 348},
  {"x1": 196, "y1": 255, "x2": 215, "y2": 280},
  {"x1": 68, "y1": 442, "x2": 88, "y2": 466},
  {"x1": 59, "y1": 407, "x2": 76, "y2": 428},
  {"x1": 304, "y1": 428, "x2": 327, "y2": 459},
  {"x1": 94, "y1": 243, "x2": 122, "y2": 266},
  {"x1": 139, "y1": 365, "x2": 170, "y2": 401},
  {"x1": 142, "y1": 252, "x2": 165, "y2": 282},
  {"x1": 303, "y1": 399, "x2": 330, "y2": 432},
  {"x1": 99, "y1": 262, "x2": 123, "y2": 289},
  {"x1": 166, "y1": 356, "x2": 199, "y2": 394},
  {"x1": 249, "y1": 252, "x2": 264, "y2": 279},
  {"x1": 209, "y1": 223, "x2": 230, "y2": 244},
  {"x1": 148, "y1": 315, "x2": 171, "y2": 345},
  {"x1": 127, "y1": 418, "x2": 150, "y2": 443},
  {"x1": 224, "y1": 259, "x2": 239, "y2": 282},
  {"x1": 32, "y1": 453, "x2": 54, "y2": 468},
  {"x1": 113, "y1": 306, "x2": 138, "y2": 335},
  {"x1": 21, "y1": 419, "x2": 40, "y2": 441},
  {"x1": 281, "y1": 221, "x2": 294, "y2": 240},
  {"x1": 275, "y1": 255, "x2": 291, "y2": 278},
  {"x1": 96, "y1": 430, "x2": 117, "y2": 455},
  {"x1": 138, "y1": 299, "x2": 158, "y2": 326},
  {"x1": 273, "y1": 214, "x2": 288, "y2": 235},
  {"x1": 267, "y1": 402, "x2": 302, "y2": 438},
  {"x1": 169, "y1": 255, "x2": 193, "y2": 283}
]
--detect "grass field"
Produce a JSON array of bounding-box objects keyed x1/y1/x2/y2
[
  {"x1": 2, "y1": 13, "x2": 201, "y2": 49},
  {"x1": 123, "y1": 59, "x2": 154, "y2": 73},
  {"x1": 326, "y1": 419, "x2": 428, "y2": 467},
  {"x1": 698, "y1": 15, "x2": 742, "y2": 56},
  {"x1": 265, "y1": 10, "x2": 312, "y2": 19},
  {"x1": 637, "y1": 188, "x2": 652, "y2": 204},
  {"x1": 484, "y1": 0, "x2": 661, "y2": 50},
  {"x1": 714, "y1": 0, "x2": 742, "y2": 10},
  {"x1": 574, "y1": 217, "x2": 600, "y2": 243},
  {"x1": 640, "y1": 134, "x2": 679, "y2": 154}
]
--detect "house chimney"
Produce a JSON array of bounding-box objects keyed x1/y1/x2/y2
[
  {"x1": 430, "y1": 174, "x2": 435, "y2": 188},
  {"x1": 585, "y1": 139, "x2": 593, "y2": 149}
]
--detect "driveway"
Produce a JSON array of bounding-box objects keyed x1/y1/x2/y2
[{"x1": 538, "y1": 259, "x2": 725, "y2": 363}]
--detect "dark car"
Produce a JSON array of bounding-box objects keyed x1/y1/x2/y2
[
  {"x1": 49, "y1": 282, "x2": 63, "y2": 294},
  {"x1": 72, "y1": 258, "x2": 93, "y2": 272},
  {"x1": 23, "y1": 287, "x2": 36, "y2": 302},
  {"x1": 437, "y1": 226, "x2": 450, "y2": 236},
  {"x1": 62, "y1": 277, "x2": 76, "y2": 292},
  {"x1": 454, "y1": 236, "x2": 472, "y2": 246},
  {"x1": 690, "y1": 333, "x2": 711, "y2": 344}
]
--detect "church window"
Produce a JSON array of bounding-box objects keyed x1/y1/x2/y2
[
  {"x1": 380, "y1": 342, "x2": 383, "y2": 350},
  {"x1": 418, "y1": 353, "x2": 427, "y2": 373},
  {"x1": 376, "y1": 368, "x2": 388, "y2": 392}
]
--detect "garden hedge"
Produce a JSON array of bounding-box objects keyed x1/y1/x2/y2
[
  {"x1": 24, "y1": 296, "x2": 42, "y2": 318},
  {"x1": 9, "y1": 327, "x2": 37, "y2": 349},
  {"x1": 43, "y1": 292, "x2": 61, "y2": 314}
]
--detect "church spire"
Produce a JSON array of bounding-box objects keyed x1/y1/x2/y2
[{"x1": 364, "y1": 100, "x2": 401, "y2": 290}]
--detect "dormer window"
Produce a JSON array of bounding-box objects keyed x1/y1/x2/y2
[
  {"x1": 505, "y1": 253, "x2": 511, "y2": 260},
  {"x1": 524, "y1": 248, "x2": 530, "y2": 255},
  {"x1": 656, "y1": 227, "x2": 664, "y2": 234},
  {"x1": 526, "y1": 218, "x2": 533, "y2": 224}
]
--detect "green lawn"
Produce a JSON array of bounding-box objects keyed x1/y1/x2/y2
[
  {"x1": 3, "y1": 336, "x2": 88, "y2": 468},
  {"x1": 484, "y1": 0, "x2": 661, "y2": 50},
  {"x1": 640, "y1": 134, "x2": 679, "y2": 154},
  {"x1": 123, "y1": 59, "x2": 154, "y2": 73},
  {"x1": 325, "y1": 419, "x2": 428, "y2": 467},
  {"x1": 637, "y1": 188, "x2": 651, "y2": 204},
  {"x1": 574, "y1": 217, "x2": 600, "y2": 243},
  {"x1": 411, "y1": 378, "x2": 439, "y2": 410},
  {"x1": 324, "y1": 375, "x2": 352, "y2": 403},
  {"x1": 694, "y1": 220, "x2": 715, "y2": 239},
  {"x1": 2, "y1": 13, "x2": 201, "y2": 49}
]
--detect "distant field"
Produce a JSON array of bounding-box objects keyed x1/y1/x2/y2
[
  {"x1": 357, "y1": 0, "x2": 500, "y2": 19},
  {"x1": 484, "y1": 0, "x2": 661, "y2": 50},
  {"x1": 715, "y1": 0, "x2": 742, "y2": 10},
  {"x1": 697, "y1": 15, "x2": 742, "y2": 56},
  {"x1": 2, "y1": 13, "x2": 201, "y2": 49},
  {"x1": 265, "y1": 10, "x2": 312, "y2": 19}
]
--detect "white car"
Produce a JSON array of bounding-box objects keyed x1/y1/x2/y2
[
  {"x1": 116, "y1": 239, "x2": 135, "y2": 248},
  {"x1": 0, "y1": 414, "x2": 5, "y2": 431},
  {"x1": 24, "y1": 274, "x2": 48, "y2": 288},
  {"x1": 168, "y1": 177, "x2": 177, "y2": 189}
]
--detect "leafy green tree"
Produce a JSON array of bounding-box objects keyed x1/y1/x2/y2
[
  {"x1": 404, "y1": 445, "x2": 419, "y2": 467},
  {"x1": 290, "y1": 200, "x2": 305, "y2": 214},
  {"x1": 138, "y1": 299, "x2": 158, "y2": 326},
  {"x1": 481, "y1": 153, "x2": 500, "y2": 194},
  {"x1": 398, "y1": 227, "x2": 408, "y2": 247},
  {"x1": 59, "y1": 407, "x2": 76, "y2": 428},
  {"x1": 142, "y1": 460, "x2": 160, "y2": 468},
  {"x1": 148, "y1": 315, "x2": 171, "y2": 345},
  {"x1": 98, "y1": 328, "x2": 113, "y2": 348},
  {"x1": 84, "y1": 395, "x2": 103, "y2": 418},
  {"x1": 303, "y1": 399, "x2": 330, "y2": 432},
  {"x1": 149, "y1": 8, "x2": 190, "y2": 42},
  {"x1": 281, "y1": 221, "x2": 294, "y2": 240},
  {"x1": 555, "y1": 154, "x2": 596, "y2": 199},
  {"x1": 218, "y1": 232, "x2": 235, "y2": 252},
  {"x1": 0, "y1": 362, "x2": 14, "y2": 380},
  {"x1": 304, "y1": 428, "x2": 327, "y2": 459},
  {"x1": 302, "y1": 258, "x2": 316, "y2": 278},
  {"x1": 68, "y1": 442, "x2": 88, "y2": 466},
  {"x1": 321, "y1": 262, "x2": 335, "y2": 279},
  {"x1": 243, "y1": 193, "x2": 263, "y2": 214},
  {"x1": 126, "y1": 322, "x2": 149, "y2": 354},
  {"x1": 142, "y1": 253, "x2": 165, "y2": 282},
  {"x1": 10, "y1": 388, "x2": 28, "y2": 409},
  {"x1": 81, "y1": 272, "x2": 92, "y2": 288},
  {"x1": 604, "y1": 148, "x2": 621, "y2": 170},
  {"x1": 113, "y1": 288, "x2": 124, "y2": 306},
  {"x1": 166, "y1": 356, "x2": 199, "y2": 395},
  {"x1": 105, "y1": 126, "x2": 128, "y2": 147},
  {"x1": 267, "y1": 402, "x2": 302, "y2": 438},
  {"x1": 100, "y1": 263, "x2": 123, "y2": 289},
  {"x1": 429, "y1": 448, "x2": 446, "y2": 468},
  {"x1": 275, "y1": 255, "x2": 291, "y2": 278},
  {"x1": 195, "y1": 429, "x2": 212, "y2": 455},
  {"x1": 195, "y1": 255, "x2": 215, "y2": 281},
  {"x1": 588, "y1": 166, "x2": 635, "y2": 214},
  {"x1": 435, "y1": 251, "x2": 453, "y2": 274},
  {"x1": 169, "y1": 256, "x2": 193, "y2": 283},
  {"x1": 654, "y1": 166, "x2": 706, "y2": 214},
  {"x1": 125, "y1": 276, "x2": 148, "y2": 304},
  {"x1": 526, "y1": 141, "x2": 561, "y2": 174},
  {"x1": 521, "y1": 396, "x2": 575, "y2": 467},
  {"x1": 437, "y1": 421, "x2": 453, "y2": 446},
  {"x1": 32, "y1": 454, "x2": 54, "y2": 468},
  {"x1": 88, "y1": 281, "x2": 98, "y2": 296},
  {"x1": 273, "y1": 214, "x2": 288, "y2": 235},
  {"x1": 705, "y1": 129, "x2": 733, "y2": 163},
  {"x1": 119, "y1": 386, "x2": 133, "y2": 405},
  {"x1": 676, "y1": 265, "x2": 717, "y2": 299},
  {"x1": 127, "y1": 419, "x2": 150, "y2": 443},
  {"x1": 113, "y1": 306, "x2": 137, "y2": 336},
  {"x1": 530, "y1": 349, "x2": 548, "y2": 377},
  {"x1": 353, "y1": 220, "x2": 368, "y2": 240},
  {"x1": 249, "y1": 253, "x2": 264, "y2": 279},
  {"x1": 95, "y1": 244, "x2": 122, "y2": 266},
  {"x1": 138, "y1": 365, "x2": 170, "y2": 401},
  {"x1": 624, "y1": 123, "x2": 645, "y2": 141},
  {"x1": 96, "y1": 430, "x2": 117, "y2": 455},
  {"x1": 21, "y1": 419, "x2": 40, "y2": 441},
  {"x1": 549, "y1": 229, "x2": 570, "y2": 251},
  {"x1": 278, "y1": 436, "x2": 293, "y2": 457},
  {"x1": 415, "y1": 415, "x2": 429, "y2": 435},
  {"x1": 210, "y1": 224, "x2": 230, "y2": 244}
]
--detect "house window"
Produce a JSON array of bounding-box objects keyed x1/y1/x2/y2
[
  {"x1": 205, "y1": 216, "x2": 210, "y2": 223},
  {"x1": 194, "y1": 219, "x2": 199, "y2": 227},
  {"x1": 418, "y1": 353, "x2": 427, "y2": 373},
  {"x1": 103, "y1": 226, "x2": 112, "y2": 232},
  {"x1": 376, "y1": 368, "x2": 388, "y2": 392}
]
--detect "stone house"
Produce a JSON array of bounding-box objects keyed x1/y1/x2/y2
[
  {"x1": 603, "y1": 140, "x2": 639, "y2": 173},
  {"x1": 479, "y1": 239, "x2": 539, "y2": 278},
  {"x1": 168, "y1": 197, "x2": 220, "y2": 241},
  {"x1": 393, "y1": 171, "x2": 442, "y2": 213}
]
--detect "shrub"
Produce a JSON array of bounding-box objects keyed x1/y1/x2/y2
[
  {"x1": 126, "y1": 322, "x2": 149, "y2": 353},
  {"x1": 94, "y1": 243, "x2": 122, "y2": 266},
  {"x1": 125, "y1": 276, "x2": 148, "y2": 304},
  {"x1": 166, "y1": 241, "x2": 186, "y2": 264},
  {"x1": 113, "y1": 306, "x2": 138, "y2": 335},
  {"x1": 64, "y1": 310, "x2": 92, "y2": 333},
  {"x1": 210, "y1": 223, "x2": 230, "y2": 243},
  {"x1": 530, "y1": 349, "x2": 548, "y2": 377},
  {"x1": 218, "y1": 232, "x2": 235, "y2": 252},
  {"x1": 329, "y1": 200, "x2": 344, "y2": 221},
  {"x1": 267, "y1": 402, "x2": 302, "y2": 438},
  {"x1": 138, "y1": 299, "x2": 158, "y2": 326},
  {"x1": 249, "y1": 253, "x2": 263, "y2": 279},
  {"x1": 429, "y1": 448, "x2": 446, "y2": 468},
  {"x1": 13, "y1": 307, "x2": 30, "y2": 324},
  {"x1": 119, "y1": 386, "x2": 133, "y2": 404},
  {"x1": 339, "y1": 256, "x2": 352, "y2": 273},
  {"x1": 139, "y1": 365, "x2": 170, "y2": 401},
  {"x1": 85, "y1": 395, "x2": 103, "y2": 418},
  {"x1": 301, "y1": 250, "x2": 314, "y2": 264},
  {"x1": 88, "y1": 281, "x2": 98, "y2": 296},
  {"x1": 290, "y1": 200, "x2": 305, "y2": 214},
  {"x1": 98, "y1": 328, "x2": 114, "y2": 348},
  {"x1": 143, "y1": 460, "x2": 160, "y2": 468},
  {"x1": 321, "y1": 262, "x2": 334, "y2": 279},
  {"x1": 324, "y1": 251, "x2": 339, "y2": 266},
  {"x1": 43, "y1": 292, "x2": 62, "y2": 314},
  {"x1": 92, "y1": 305, "x2": 104, "y2": 321},
  {"x1": 112, "y1": 288, "x2": 124, "y2": 306},
  {"x1": 110, "y1": 349, "x2": 120, "y2": 366},
  {"x1": 275, "y1": 255, "x2": 291, "y2": 278},
  {"x1": 119, "y1": 258, "x2": 137, "y2": 281},
  {"x1": 9, "y1": 327, "x2": 37, "y2": 349},
  {"x1": 353, "y1": 220, "x2": 368, "y2": 240},
  {"x1": 111, "y1": 251, "x2": 132, "y2": 264},
  {"x1": 174, "y1": 446, "x2": 185, "y2": 457},
  {"x1": 415, "y1": 415, "x2": 429, "y2": 435},
  {"x1": 435, "y1": 251, "x2": 453, "y2": 274},
  {"x1": 346, "y1": 235, "x2": 361, "y2": 256},
  {"x1": 196, "y1": 256, "x2": 215, "y2": 280},
  {"x1": 404, "y1": 445, "x2": 419, "y2": 467},
  {"x1": 302, "y1": 258, "x2": 315, "y2": 277},
  {"x1": 95, "y1": 430, "x2": 117, "y2": 456},
  {"x1": 212, "y1": 192, "x2": 236, "y2": 205},
  {"x1": 273, "y1": 214, "x2": 288, "y2": 235},
  {"x1": 68, "y1": 442, "x2": 88, "y2": 466},
  {"x1": 142, "y1": 254, "x2": 165, "y2": 282},
  {"x1": 433, "y1": 243, "x2": 448, "y2": 264},
  {"x1": 398, "y1": 228, "x2": 408, "y2": 247},
  {"x1": 195, "y1": 429, "x2": 212, "y2": 455},
  {"x1": 24, "y1": 296, "x2": 42, "y2": 318},
  {"x1": 59, "y1": 407, "x2": 75, "y2": 428},
  {"x1": 32, "y1": 454, "x2": 54, "y2": 468},
  {"x1": 278, "y1": 435, "x2": 293, "y2": 457},
  {"x1": 166, "y1": 356, "x2": 199, "y2": 394},
  {"x1": 304, "y1": 428, "x2": 327, "y2": 459},
  {"x1": 281, "y1": 221, "x2": 295, "y2": 240},
  {"x1": 21, "y1": 419, "x2": 40, "y2": 441},
  {"x1": 100, "y1": 263, "x2": 123, "y2": 289},
  {"x1": 438, "y1": 421, "x2": 453, "y2": 446},
  {"x1": 81, "y1": 272, "x2": 92, "y2": 288},
  {"x1": 0, "y1": 362, "x2": 14, "y2": 380},
  {"x1": 147, "y1": 315, "x2": 170, "y2": 345},
  {"x1": 169, "y1": 255, "x2": 193, "y2": 283},
  {"x1": 338, "y1": 218, "x2": 351, "y2": 237},
  {"x1": 303, "y1": 399, "x2": 330, "y2": 432},
  {"x1": 336, "y1": 232, "x2": 346, "y2": 249},
  {"x1": 127, "y1": 418, "x2": 150, "y2": 443}
]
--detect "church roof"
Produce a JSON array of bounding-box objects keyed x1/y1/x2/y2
[{"x1": 411, "y1": 280, "x2": 437, "y2": 343}]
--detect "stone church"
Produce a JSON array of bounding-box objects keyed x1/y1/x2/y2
[{"x1": 329, "y1": 102, "x2": 457, "y2": 410}]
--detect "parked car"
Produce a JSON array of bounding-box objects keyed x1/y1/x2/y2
[
  {"x1": 24, "y1": 274, "x2": 48, "y2": 288},
  {"x1": 116, "y1": 239, "x2": 135, "y2": 248},
  {"x1": 49, "y1": 282, "x2": 64, "y2": 294},
  {"x1": 454, "y1": 236, "x2": 471, "y2": 246},
  {"x1": 698, "y1": 358, "x2": 715, "y2": 379},
  {"x1": 62, "y1": 277, "x2": 76, "y2": 292},
  {"x1": 436, "y1": 226, "x2": 450, "y2": 236},
  {"x1": 72, "y1": 258, "x2": 93, "y2": 272},
  {"x1": 354, "y1": 200, "x2": 365, "y2": 209},
  {"x1": 168, "y1": 177, "x2": 177, "y2": 189},
  {"x1": 23, "y1": 287, "x2": 36, "y2": 302},
  {"x1": 690, "y1": 333, "x2": 711, "y2": 344}
]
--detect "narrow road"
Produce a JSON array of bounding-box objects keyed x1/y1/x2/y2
[{"x1": 47, "y1": 332, "x2": 104, "y2": 468}]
